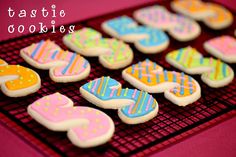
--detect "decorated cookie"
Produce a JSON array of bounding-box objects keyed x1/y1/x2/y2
[
  {"x1": 0, "y1": 59, "x2": 41, "y2": 97},
  {"x1": 63, "y1": 28, "x2": 133, "y2": 69},
  {"x1": 20, "y1": 40, "x2": 90, "y2": 83},
  {"x1": 204, "y1": 36, "x2": 236, "y2": 63},
  {"x1": 102, "y1": 16, "x2": 169, "y2": 54},
  {"x1": 171, "y1": 0, "x2": 233, "y2": 30},
  {"x1": 80, "y1": 76, "x2": 159, "y2": 124},
  {"x1": 166, "y1": 47, "x2": 234, "y2": 88},
  {"x1": 134, "y1": 5, "x2": 201, "y2": 41},
  {"x1": 122, "y1": 59, "x2": 201, "y2": 106},
  {"x1": 28, "y1": 93, "x2": 114, "y2": 148}
]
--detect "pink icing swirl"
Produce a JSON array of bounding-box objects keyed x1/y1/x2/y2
[{"x1": 28, "y1": 93, "x2": 114, "y2": 147}]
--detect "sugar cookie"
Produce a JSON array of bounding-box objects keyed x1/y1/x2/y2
[
  {"x1": 171, "y1": 0, "x2": 233, "y2": 30},
  {"x1": 166, "y1": 47, "x2": 234, "y2": 88},
  {"x1": 20, "y1": 40, "x2": 90, "y2": 83},
  {"x1": 0, "y1": 59, "x2": 41, "y2": 97},
  {"x1": 28, "y1": 93, "x2": 114, "y2": 148},
  {"x1": 102, "y1": 16, "x2": 169, "y2": 54},
  {"x1": 80, "y1": 76, "x2": 159, "y2": 124},
  {"x1": 204, "y1": 36, "x2": 236, "y2": 63},
  {"x1": 134, "y1": 5, "x2": 201, "y2": 41},
  {"x1": 122, "y1": 59, "x2": 201, "y2": 106},
  {"x1": 63, "y1": 27, "x2": 133, "y2": 69}
]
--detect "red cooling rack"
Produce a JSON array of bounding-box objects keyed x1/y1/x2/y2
[{"x1": 0, "y1": 1, "x2": 236, "y2": 157}]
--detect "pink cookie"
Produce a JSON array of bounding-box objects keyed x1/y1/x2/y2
[
  {"x1": 204, "y1": 36, "x2": 236, "y2": 63},
  {"x1": 28, "y1": 93, "x2": 115, "y2": 148}
]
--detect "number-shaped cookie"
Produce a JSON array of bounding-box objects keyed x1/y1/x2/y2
[
  {"x1": 28, "y1": 93, "x2": 114, "y2": 148},
  {"x1": 0, "y1": 59, "x2": 41, "y2": 97},
  {"x1": 63, "y1": 27, "x2": 133, "y2": 69},
  {"x1": 102, "y1": 16, "x2": 169, "y2": 54},
  {"x1": 171, "y1": 0, "x2": 233, "y2": 29},
  {"x1": 20, "y1": 40, "x2": 90, "y2": 83},
  {"x1": 134, "y1": 5, "x2": 201, "y2": 41},
  {"x1": 80, "y1": 77, "x2": 159, "y2": 124},
  {"x1": 204, "y1": 36, "x2": 236, "y2": 63},
  {"x1": 166, "y1": 47, "x2": 234, "y2": 88},
  {"x1": 122, "y1": 59, "x2": 201, "y2": 106}
]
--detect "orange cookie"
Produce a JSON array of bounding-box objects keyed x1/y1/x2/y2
[{"x1": 0, "y1": 59, "x2": 41, "y2": 97}]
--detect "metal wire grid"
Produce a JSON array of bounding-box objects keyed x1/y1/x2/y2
[{"x1": 0, "y1": 1, "x2": 236, "y2": 156}]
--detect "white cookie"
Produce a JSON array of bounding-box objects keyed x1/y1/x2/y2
[
  {"x1": 80, "y1": 76, "x2": 159, "y2": 124},
  {"x1": 20, "y1": 40, "x2": 90, "y2": 83},
  {"x1": 0, "y1": 59, "x2": 41, "y2": 97},
  {"x1": 63, "y1": 27, "x2": 133, "y2": 69},
  {"x1": 28, "y1": 93, "x2": 115, "y2": 148}
]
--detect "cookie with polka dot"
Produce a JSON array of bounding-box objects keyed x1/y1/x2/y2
[{"x1": 0, "y1": 59, "x2": 41, "y2": 97}]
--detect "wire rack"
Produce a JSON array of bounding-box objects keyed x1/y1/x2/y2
[{"x1": 0, "y1": 0, "x2": 235, "y2": 156}]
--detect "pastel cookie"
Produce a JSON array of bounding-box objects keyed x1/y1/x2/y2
[
  {"x1": 28, "y1": 93, "x2": 114, "y2": 148},
  {"x1": 122, "y1": 59, "x2": 201, "y2": 106},
  {"x1": 0, "y1": 59, "x2": 41, "y2": 97},
  {"x1": 20, "y1": 40, "x2": 90, "y2": 83},
  {"x1": 134, "y1": 5, "x2": 201, "y2": 41},
  {"x1": 80, "y1": 76, "x2": 159, "y2": 124},
  {"x1": 204, "y1": 36, "x2": 236, "y2": 63},
  {"x1": 171, "y1": 0, "x2": 233, "y2": 30},
  {"x1": 102, "y1": 16, "x2": 169, "y2": 54},
  {"x1": 166, "y1": 47, "x2": 234, "y2": 88},
  {"x1": 63, "y1": 28, "x2": 133, "y2": 69}
]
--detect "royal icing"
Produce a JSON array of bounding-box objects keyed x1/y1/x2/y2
[
  {"x1": 0, "y1": 59, "x2": 40, "y2": 97},
  {"x1": 166, "y1": 47, "x2": 234, "y2": 87},
  {"x1": 134, "y1": 5, "x2": 200, "y2": 41},
  {"x1": 80, "y1": 76, "x2": 158, "y2": 124},
  {"x1": 63, "y1": 28, "x2": 133, "y2": 69},
  {"x1": 204, "y1": 36, "x2": 236, "y2": 63},
  {"x1": 102, "y1": 16, "x2": 169, "y2": 53},
  {"x1": 171, "y1": 0, "x2": 233, "y2": 29},
  {"x1": 28, "y1": 93, "x2": 114, "y2": 148},
  {"x1": 20, "y1": 40, "x2": 90, "y2": 82},
  {"x1": 122, "y1": 59, "x2": 201, "y2": 106}
]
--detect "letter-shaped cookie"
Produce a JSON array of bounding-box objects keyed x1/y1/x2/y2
[
  {"x1": 204, "y1": 36, "x2": 236, "y2": 63},
  {"x1": 80, "y1": 77, "x2": 159, "y2": 124},
  {"x1": 0, "y1": 59, "x2": 41, "y2": 97},
  {"x1": 63, "y1": 27, "x2": 133, "y2": 69},
  {"x1": 134, "y1": 5, "x2": 201, "y2": 41},
  {"x1": 28, "y1": 93, "x2": 114, "y2": 148},
  {"x1": 122, "y1": 59, "x2": 201, "y2": 106},
  {"x1": 102, "y1": 16, "x2": 169, "y2": 54},
  {"x1": 171, "y1": 0, "x2": 233, "y2": 29},
  {"x1": 20, "y1": 40, "x2": 90, "y2": 83},
  {"x1": 166, "y1": 47, "x2": 234, "y2": 88}
]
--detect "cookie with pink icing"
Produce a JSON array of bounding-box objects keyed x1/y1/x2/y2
[
  {"x1": 63, "y1": 27, "x2": 133, "y2": 69},
  {"x1": 0, "y1": 58, "x2": 41, "y2": 97},
  {"x1": 134, "y1": 5, "x2": 201, "y2": 41},
  {"x1": 204, "y1": 36, "x2": 236, "y2": 63},
  {"x1": 28, "y1": 93, "x2": 114, "y2": 148},
  {"x1": 20, "y1": 40, "x2": 90, "y2": 83}
]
